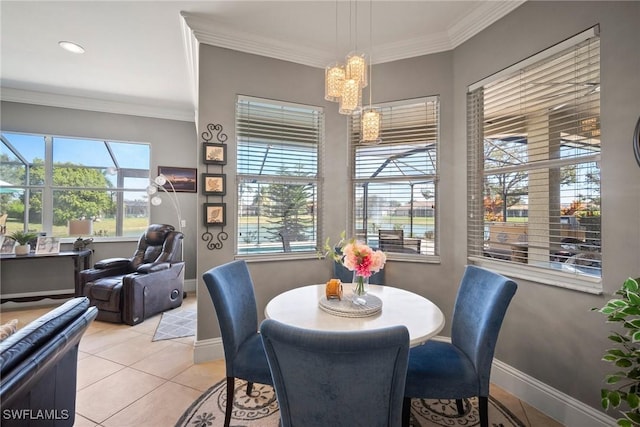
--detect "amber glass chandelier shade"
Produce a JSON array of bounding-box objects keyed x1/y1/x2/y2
[
  {"x1": 361, "y1": 108, "x2": 381, "y2": 142},
  {"x1": 339, "y1": 78, "x2": 361, "y2": 115},
  {"x1": 346, "y1": 52, "x2": 368, "y2": 88},
  {"x1": 325, "y1": 64, "x2": 345, "y2": 102}
]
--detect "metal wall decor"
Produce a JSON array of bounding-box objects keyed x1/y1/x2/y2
[{"x1": 200, "y1": 123, "x2": 229, "y2": 250}]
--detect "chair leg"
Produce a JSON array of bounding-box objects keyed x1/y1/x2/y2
[
  {"x1": 402, "y1": 397, "x2": 411, "y2": 427},
  {"x1": 246, "y1": 381, "x2": 254, "y2": 395},
  {"x1": 224, "y1": 376, "x2": 235, "y2": 427},
  {"x1": 455, "y1": 398, "x2": 464, "y2": 415},
  {"x1": 478, "y1": 396, "x2": 488, "y2": 427}
]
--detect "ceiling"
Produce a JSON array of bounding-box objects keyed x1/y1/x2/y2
[{"x1": 0, "y1": 1, "x2": 524, "y2": 122}]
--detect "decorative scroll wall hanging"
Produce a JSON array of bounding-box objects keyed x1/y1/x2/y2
[{"x1": 201, "y1": 123, "x2": 229, "y2": 250}]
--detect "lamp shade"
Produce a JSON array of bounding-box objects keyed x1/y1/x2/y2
[
  {"x1": 339, "y1": 78, "x2": 361, "y2": 115},
  {"x1": 346, "y1": 52, "x2": 367, "y2": 88},
  {"x1": 68, "y1": 219, "x2": 93, "y2": 236},
  {"x1": 361, "y1": 108, "x2": 382, "y2": 143},
  {"x1": 325, "y1": 63, "x2": 345, "y2": 102}
]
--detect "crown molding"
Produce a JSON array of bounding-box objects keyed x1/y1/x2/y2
[
  {"x1": 181, "y1": 1, "x2": 525, "y2": 68},
  {"x1": 448, "y1": 0, "x2": 526, "y2": 47},
  {"x1": 181, "y1": 12, "x2": 331, "y2": 68},
  {"x1": 1, "y1": 87, "x2": 195, "y2": 122}
]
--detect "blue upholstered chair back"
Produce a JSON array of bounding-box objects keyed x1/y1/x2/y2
[
  {"x1": 260, "y1": 319, "x2": 409, "y2": 427},
  {"x1": 202, "y1": 260, "x2": 259, "y2": 375},
  {"x1": 450, "y1": 265, "x2": 517, "y2": 396}
]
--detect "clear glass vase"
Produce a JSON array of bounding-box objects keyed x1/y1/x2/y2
[{"x1": 352, "y1": 272, "x2": 369, "y2": 296}]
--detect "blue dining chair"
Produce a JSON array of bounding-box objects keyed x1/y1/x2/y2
[
  {"x1": 260, "y1": 319, "x2": 410, "y2": 427},
  {"x1": 403, "y1": 265, "x2": 517, "y2": 427},
  {"x1": 202, "y1": 260, "x2": 273, "y2": 427}
]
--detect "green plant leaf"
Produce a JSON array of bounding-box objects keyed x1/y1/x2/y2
[
  {"x1": 607, "y1": 374, "x2": 623, "y2": 384},
  {"x1": 628, "y1": 291, "x2": 640, "y2": 306},
  {"x1": 616, "y1": 358, "x2": 633, "y2": 368},
  {"x1": 632, "y1": 331, "x2": 640, "y2": 343},
  {"x1": 609, "y1": 349, "x2": 628, "y2": 357},
  {"x1": 627, "y1": 393, "x2": 640, "y2": 409},
  {"x1": 602, "y1": 397, "x2": 610, "y2": 410},
  {"x1": 626, "y1": 411, "x2": 640, "y2": 421},
  {"x1": 625, "y1": 278, "x2": 640, "y2": 292},
  {"x1": 628, "y1": 319, "x2": 640, "y2": 329},
  {"x1": 622, "y1": 306, "x2": 640, "y2": 316},
  {"x1": 610, "y1": 391, "x2": 622, "y2": 407},
  {"x1": 618, "y1": 419, "x2": 632, "y2": 427}
]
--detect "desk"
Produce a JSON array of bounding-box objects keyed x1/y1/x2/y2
[
  {"x1": 0, "y1": 250, "x2": 92, "y2": 303},
  {"x1": 265, "y1": 284, "x2": 445, "y2": 347}
]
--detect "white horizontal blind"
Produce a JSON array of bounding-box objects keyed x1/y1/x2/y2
[
  {"x1": 236, "y1": 96, "x2": 322, "y2": 255},
  {"x1": 467, "y1": 29, "x2": 601, "y2": 281},
  {"x1": 351, "y1": 97, "x2": 439, "y2": 257}
]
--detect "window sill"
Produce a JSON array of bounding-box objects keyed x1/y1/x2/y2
[
  {"x1": 237, "y1": 252, "x2": 321, "y2": 263},
  {"x1": 468, "y1": 256, "x2": 603, "y2": 294}
]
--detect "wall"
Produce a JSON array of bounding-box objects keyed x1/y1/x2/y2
[
  {"x1": 451, "y1": 0, "x2": 640, "y2": 415},
  {"x1": 195, "y1": 46, "x2": 456, "y2": 341},
  {"x1": 195, "y1": 45, "x2": 349, "y2": 341},
  {"x1": 0, "y1": 102, "x2": 199, "y2": 289}
]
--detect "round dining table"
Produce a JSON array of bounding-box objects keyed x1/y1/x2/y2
[{"x1": 264, "y1": 284, "x2": 445, "y2": 347}]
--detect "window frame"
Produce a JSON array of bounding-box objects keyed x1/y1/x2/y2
[
  {"x1": 0, "y1": 132, "x2": 150, "y2": 240},
  {"x1": 235, "y1": 95, "x2": 324, "y2": 259},
  {"x1": 349, "y1": 96, "x2": 440, "y2": 263},
  {"x1": 466, "y1": 26, "x2": 602, "y2": 293}
]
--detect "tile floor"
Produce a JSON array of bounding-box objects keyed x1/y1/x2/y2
[{"x1": 1, "y1": 294, "x2": 564, "y2": 426}]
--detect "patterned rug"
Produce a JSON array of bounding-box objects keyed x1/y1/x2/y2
[
  {"x1": 152, "y1": 308, "x2": 196, "y2": 341},
  {"x1": 175, "y1": 378, "x2": 525, "y2": 427}
]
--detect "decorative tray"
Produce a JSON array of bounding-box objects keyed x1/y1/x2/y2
[{"x1": 318, "y1": 293, "x2": 382, "y2": 318}]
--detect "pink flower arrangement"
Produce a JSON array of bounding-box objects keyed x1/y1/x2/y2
[
  {"x1": 322, "y1": 232, "x2": 387, "y2": 278},
  {"x1": 341, "y1": 240, "x2": 386, "y2": 278}
]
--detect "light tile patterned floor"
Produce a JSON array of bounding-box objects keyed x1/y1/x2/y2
[{"x1": 1, "y1": 294, "x2": 564, "y2": 426}]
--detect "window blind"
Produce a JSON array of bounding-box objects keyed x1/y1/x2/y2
[
  {"x1": 236, "y1": 96, "x2": 323, "y2": 255},
  {"x1": 350, "y1": 97, "x2": 439, "y2": 257},
  {"x1": 467, "y1": 28, "x2": 601, "y2": 283}
]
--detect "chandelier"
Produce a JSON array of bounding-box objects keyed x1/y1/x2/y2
[{"x1": 324, "y1": 0, "x2": 380, "y2": 142}]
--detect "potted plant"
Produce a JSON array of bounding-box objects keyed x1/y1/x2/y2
[
  {"x1": 594, "y1": 277, "x2": 640, "y2": 427},
  {"x1": 8, "y1": 230, "x2": 38, "y2": 255}
]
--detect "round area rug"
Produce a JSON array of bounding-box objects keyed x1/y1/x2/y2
[{"x1": 176, "y1": 379, "x2": 525, "y2": 427}]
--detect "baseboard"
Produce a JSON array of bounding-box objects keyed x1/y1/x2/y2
[
  {"x1": 491, "y1": 359, "x2": 615, "y2": 427},
  {"x1": 427, "y1": 335, "x2": 614, "y2": 427},
  {"x1": 184, "y1": 278, "x2": 197, "y2": 293},
  {"x1": 193, "y1": 337, "x2": 224, "y2": 363}
]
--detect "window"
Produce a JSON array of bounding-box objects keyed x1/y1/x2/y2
[
  {"x1": 351, "y1": 97, "x2": 440, "y2": 259},
  {"x1": 0, "y1": 132, "x2": 151, "y2": 238},
  {"x1": 467, "y1": 27, "x2": 601, "y2": 290},
  {"x1": 236, "y1": 96, "x2": 322, "y2": 255}
]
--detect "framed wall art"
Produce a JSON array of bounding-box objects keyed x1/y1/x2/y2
[
  {"x1": 203, "y1": 143, "x2": 227, "y2": 165},
  {"x1": 202, "y1": 173, "x2": 226, "y2": 196},
  {"x1": 157, "y1": 166, "x2": 197, "y2": 193},
  {"x1": 204, "y1": 203, "x2": 226, "y2": 227}
]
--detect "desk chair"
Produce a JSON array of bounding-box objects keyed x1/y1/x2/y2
[
  {"x1": 261, "y1": 319, "x2": 409, "y2": 427},
  {"x1": 202, "y1": 260, "x2": 273, "y2": 427},
  {"x1": 403, "y1": 265, "x2": 517, "y2": 427}
]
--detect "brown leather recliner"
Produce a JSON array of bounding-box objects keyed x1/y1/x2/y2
[{"x1": 79, "y1": 224, "x2": 184, "y2": 325}]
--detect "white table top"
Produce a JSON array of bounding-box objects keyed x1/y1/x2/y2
[{"x1": 264, "y1": 284, "x2": 445, "y2": 347}]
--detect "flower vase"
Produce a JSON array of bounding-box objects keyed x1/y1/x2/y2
[{"x1": 352, "y1": 272, "x2": 369, "y2": 296}]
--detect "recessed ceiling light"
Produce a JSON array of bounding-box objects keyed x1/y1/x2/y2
[{"x1": 58, "y1": 41, "x2": 85, "y2": 54}]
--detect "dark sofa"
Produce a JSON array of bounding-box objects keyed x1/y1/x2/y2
[{"x1": 0, "y1": 297, "x2": 97, "y2": 426}]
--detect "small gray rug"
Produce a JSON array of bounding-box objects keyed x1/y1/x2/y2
[
  {"x1": 153, "y1": 308, "x2": 196, "y2": 341},
  {"x1": 175, "y1": 378, "x2": 526, "y2": 427}
]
